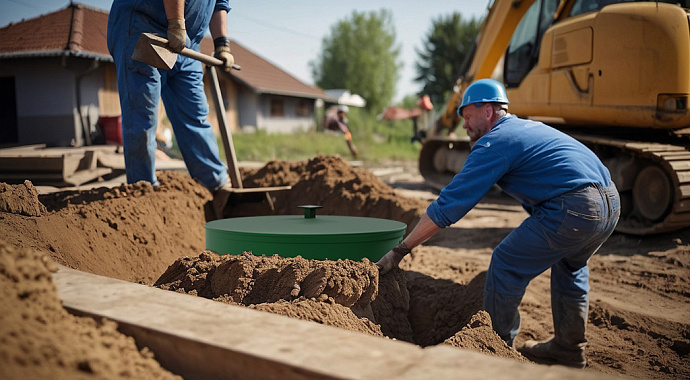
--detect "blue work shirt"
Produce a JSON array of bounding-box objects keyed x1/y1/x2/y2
[
  {"x1": 427, "y1": 115, "x2": 613, "y2": 228},
  {"x1": 108, "y1": 0, "x2": 230, "y2": 47}
]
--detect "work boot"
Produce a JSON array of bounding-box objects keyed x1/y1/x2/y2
[
  {"x1": 212, "y1": 184, "x2": 233, "y2": 220},
  {"x1": 521, "y1": 337, "x2": 586, "y2": 369},
  {"x1": 520, "y1": 291, "x2": 589, "y2": 369}
]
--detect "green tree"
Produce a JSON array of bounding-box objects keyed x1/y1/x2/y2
[
  {"x1": 310, "y1": 9, "x2": 401, "y2": 114},
  {"x1": 414, "y1": 12, "x2": 481, "y2": 107}
]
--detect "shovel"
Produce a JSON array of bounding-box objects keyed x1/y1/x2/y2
[
  {"x1": 132, "y1": 32, "x2": 241, "y2": 71},
  {"x1": 131, "y1": 32, "x2": 290, "y2": 218}
]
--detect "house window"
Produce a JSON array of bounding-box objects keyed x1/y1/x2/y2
[
  {"x1": 296, "y1": 100, "x2": 310, "y2": 117},
  {"x1": 270, "y1": 99, "x2": 284, "y2": 117}
]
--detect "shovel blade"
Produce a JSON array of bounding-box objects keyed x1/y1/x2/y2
[{"x1": 131, "y1": 33, "x2": 178, "y2": 70}]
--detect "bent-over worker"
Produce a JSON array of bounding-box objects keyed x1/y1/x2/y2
[
  {"x1": 325, "y1": 105, "x2": 359, "y2": 158},
  {"x1": 376, "y1": 79, "x2": 620, "y2": 368},
  {"x1": 107, "y1": 0, "x2": 236, "y2": 218}
]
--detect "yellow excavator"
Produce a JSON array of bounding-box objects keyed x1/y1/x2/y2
[{"x1": 419, "y1": 0, "x2": 690, "y2": 235}]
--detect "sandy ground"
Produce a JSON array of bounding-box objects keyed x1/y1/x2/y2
[{"x1": 0, "y1": 155, "x2": 688, "y2": 379}]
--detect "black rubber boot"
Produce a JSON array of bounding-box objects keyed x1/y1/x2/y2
[
  {"x1": 521, "y1": 293, "x2": 588, "y2": 368},
  {"x1": 521, "y1": 337, "x2": 586, "y2": 368},
  {"x1": 212, "y1": 184, "x2": 232, "y2": 220}
]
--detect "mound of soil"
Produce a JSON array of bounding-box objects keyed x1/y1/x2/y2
[
  {"x1": 234, "y1": 155, "x2": 427, "y2": 234},
  {"x1": 0, "y1": 181, "x2": 46, "y2": 216},
  {"x1": 444, "y1": 310, "x2": 528, "y2": 363},
  {"x1": 0, "y1": 242, "x2": 179, "y2": 379}
]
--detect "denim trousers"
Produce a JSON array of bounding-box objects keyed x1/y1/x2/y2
[
  {"x1": 109, "y1": 30, "x2": 228, "y2": 191},
  {"x1": 484, "y1": 183, "x2": 620, "y2": 345}
]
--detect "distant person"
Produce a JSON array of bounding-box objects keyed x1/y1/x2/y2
[
  {"x1": 376, "y1": 79, "x2": 620, "y2": 368},
  {"x1": 107, "y1": 0, "x2": 236, "y2": 218},
  {"x1": 325, "y1": 105, "x2": 359, "y2": 158}
]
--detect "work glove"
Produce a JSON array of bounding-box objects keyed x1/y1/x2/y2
[
  {"x1": 376, "y1": 242, "x2": 411, "y2": 275},
  {"x1": 213, "y1": 37, "x2": 235, "y2": 72},
  {"x1": 167, "y1": 18, "x2": 187, "y2": 53}
]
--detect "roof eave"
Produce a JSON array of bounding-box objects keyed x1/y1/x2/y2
[
  {"x1": 256, "y1": 88, "x2": 329, "y2": 100},
  {"x1": 222, "y1": 71, "x2": 328, "y2": 100},
  {"x1": 0, "y1": 50, "x2": 113, "y2": 62}
]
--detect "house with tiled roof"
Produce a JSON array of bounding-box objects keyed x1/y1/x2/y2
[
  {"x1": 199, "y1": 38, "x2": 329, "y2": 134},
  {"x1": 0, "y1": 3, "x2": 116, "y2": 147},
  {"x1": 0, "y1": 3, "x2": 334, "y2": 148}
]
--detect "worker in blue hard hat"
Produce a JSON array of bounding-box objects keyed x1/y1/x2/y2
[
  {"x1": 107, "y1": 0, "x2": 235, "y2": 219},
  {"x1": 377, "y1": 78, "x2": 620, "y2": 369}
]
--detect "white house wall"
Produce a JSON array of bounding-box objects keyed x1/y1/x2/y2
[
  {"x1": 236, "y1": 87, "x2": 259, "y2": 130},
  {"x1": 256, "y1": 94, "x2": 315, "y2": 134},
  {"x1": 0, "y1": 57, "x2": 106, "y2": 147}
]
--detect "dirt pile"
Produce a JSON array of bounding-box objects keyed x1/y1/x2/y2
[
  {"x1": 233, "y1": 155, "x2": 427, "y2": 234},
  {"x1": 444, "y1": 311, "x2": 529, "y2": 363},
  {"x1": 0, "y1": 242, "x2": 180, "y2": 379},
  {"x1": 154, "y1": 251, "x2": 386, "y2": 337},
  {"x1": 2, "y1": 172, "x2": 211, "y2": 284},
  {"x1": 0, "y1": 181, "x2": 46, "y2": 216}
]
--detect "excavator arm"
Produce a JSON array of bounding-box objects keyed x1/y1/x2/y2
[{"x1": 435, "y1": 0, "x2": 538, "y2": 134}]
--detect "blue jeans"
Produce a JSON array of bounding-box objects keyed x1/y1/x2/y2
[
  {"x1": 107, "y1": 20, "x2": 228, "y2": 191},
  {"x1": 484, "y1": 183, "x2": 620, "y2": 345}
]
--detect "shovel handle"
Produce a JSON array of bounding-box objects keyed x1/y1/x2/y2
[
  {"x1": 180, "y1": 47, "x2": 222, "y2": 66},
  {"x1": 180, "y1": 47, "x2": 241, "y2": 70}
]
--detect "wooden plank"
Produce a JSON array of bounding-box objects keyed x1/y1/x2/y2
[
  {"x1": 64, "y1": 167, "x2": 113, "y2": 186},
  {"x1": 0, "y1": 156, "x2": 69, "y2": 172},
  {"x1": 226, "y1": 186, "x2": 292, "y2": 194}
]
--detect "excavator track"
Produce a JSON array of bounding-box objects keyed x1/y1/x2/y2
[
  {"x1": 573, "y1": 134, "x2": 690, "y2": 235},
  {"x1": 418, "y1": 136, "x2": 472, "y2": 191}
]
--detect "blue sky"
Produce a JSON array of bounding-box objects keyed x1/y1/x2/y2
[{"x1": 1, "y1": 0, "x2": 488, "y2": 104}]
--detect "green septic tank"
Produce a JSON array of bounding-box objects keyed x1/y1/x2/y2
[{"x1": 205, "y1": 205, "x2": 406, "y2": 261}]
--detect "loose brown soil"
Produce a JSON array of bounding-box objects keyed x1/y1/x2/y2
[{"x1": 0, "y1": 154, "x2": 688, "y2": 379}]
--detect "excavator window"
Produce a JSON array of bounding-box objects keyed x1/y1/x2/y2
[
  {"x1": 570, "y1": 0, "x2": 689, "y2": 17},
  {"x1": 504, "y1": 0, "x2": 560, "y2": 87}
]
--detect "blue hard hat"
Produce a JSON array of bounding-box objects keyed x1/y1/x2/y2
[{"x1": 457, "y1": 79, "x2": 510, "y2": 115}]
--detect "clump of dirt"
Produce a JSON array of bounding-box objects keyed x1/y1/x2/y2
[
  {"x1": 0, "y1": 180, "x2": 46, "y2": 216},
  {"x1": 155, "y1": 251, "x2": 379, "y2": 310},
  {"x1": 444, "y1": 310, "x2": 529, "y2": 363},
  {"x1": 0, "y1": 242, "x2": 180, "y2": 379},
  {"x1": 153, "y1": 251, "x2": 407, "y2": 339}
]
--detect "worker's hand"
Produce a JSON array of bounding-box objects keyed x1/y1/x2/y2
[
  {"x1": 376, "y1": 242, "x2": 412, "y2": 275},
  {"x1": 214, "y1": 46, "x2": 235, "y2": 71},
  {"x1": 167, "y1": 18, "x2": 187, "y2": 52},
  {"x1": 213, "y1": 37, "x2": 234, "y2": 71}
]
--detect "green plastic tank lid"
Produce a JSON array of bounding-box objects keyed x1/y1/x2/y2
[{"x1": 204, "y1": 205, "x2": 407, "y2": 260}]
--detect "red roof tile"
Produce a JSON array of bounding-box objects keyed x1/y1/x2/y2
[
  {"x1": 1, "y1": 3, "x2": 326, "y2": 99},
  {"x1": 201, "y1": 38, "x2": 327, "y2": 100},
  {"x1": 0, "y1": 3, "x2": 111, "y2": 59}
]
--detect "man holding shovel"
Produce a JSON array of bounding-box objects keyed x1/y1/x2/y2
[{"x1": 107, "y1": 0, "x2": 235, "y2": 217}]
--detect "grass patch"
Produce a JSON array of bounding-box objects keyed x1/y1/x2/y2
[{"x1": 224, "y1": 111, "x2": 423, "y2": 164}]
